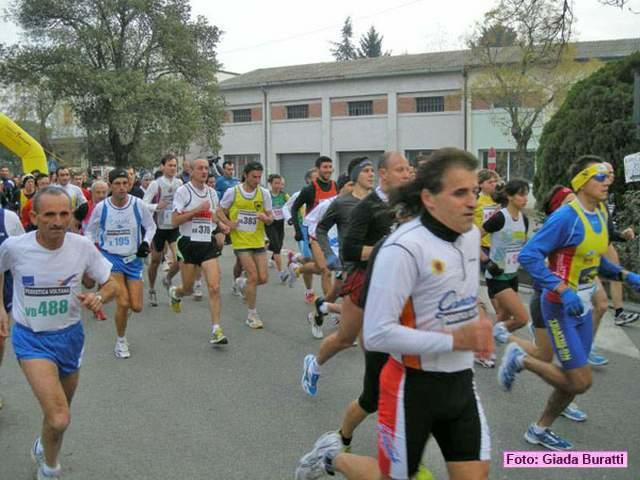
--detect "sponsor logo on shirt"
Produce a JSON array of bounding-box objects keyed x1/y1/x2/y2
[
  {"x1": 58, "y1": 274, "x2": 77, "y2": 286},
  {"x1": 377, "y1": 424, "x2": 400, "y2": 463},
  {"x1": 431, "y1": 259, "x2": 445, "y2": 275},
  {"x1": 22, "y1": 276, "x2": 35, "y2": 286},
  {"x1": 436, "y1": 290, "x2": 478, "y2": 325}
]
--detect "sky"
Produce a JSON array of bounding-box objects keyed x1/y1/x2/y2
[{"x1": 1, "y1": 0, "x2": 639, "y2": 74}]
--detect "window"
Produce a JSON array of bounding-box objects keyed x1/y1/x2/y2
[
  {"x1": 416, "y1": 96, "x2": 444, "y2": 113},
  {"x1": 232, "y1": 109, "x2": 252, "y2": 123},
  {"x1": 404, "y1": 150, "x2": 434, "y2": 166},
  {"x1": 348, "y1": 101, "x2": 373, "y2": 117},
  {"x1": 286, "y1": 104, "x2": 309, "y2": 119},
  {"x1": 223, "y1": 154, "x2": 260, "y2": 174}
]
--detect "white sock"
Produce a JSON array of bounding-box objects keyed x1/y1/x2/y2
[
  {"x1": 117, "y1": 336, "x2": 126, "y2": 343},
  {"x1": 248, "y1": 308, "x2": 257, "y2": 315},
  {"x1": 532, "y1": 423, "x2": 546, "y2": 434},
  {"x1": 310, "y1": 357, "x2": 321, "y2": 374},
  {"x1": 319, "y1": 303, "x2": 329, "y2": 314},
  {"x1": 42, "y1": 463, "x2": 62, "y2": 475},
  {"x1": 212, "y1": 324, "x2": 220, "y2": 332},
  {"x1": 305, "y1": 289, "x2": 313, "y2": 296}
]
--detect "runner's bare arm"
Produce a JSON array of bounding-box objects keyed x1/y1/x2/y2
[
  {"x1": 0, "y1": 273, "x2": 7, "y2": 338},
  {"x1": 215, "y1": 206, "x2": 237, "y2": 230},
  {"x1": 77, "y1": 274, "x2": 118, "y2": 313},
  {"x1": 172, "y1": 202, "x2": 210, "y2": 226}
]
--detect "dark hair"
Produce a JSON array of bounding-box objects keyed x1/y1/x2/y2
[
  {"x1": 161, "y1": 153, "x2": 177, "y2": 165},
  {"x1": 304, "y1": 168, "x2": 317, "y2": 183},
  {"x1": 268, "y1": 173, "x2": 282, "y2": 183},
  {"x1": 315, "y1": 156, "x2": 332, "y2": 168},
  {"x1": 56, "y1": 166, "x2": 69, "y2": 175},
  {"x1": 391, "y1": 148, "x2": 479, "y2": 217},
  {"x1": 336, "y1": 173, "x2": 351, "y2": 191},
  {"x1": 569, "y1": 155, "x2": 603, "y2": 180},
  {"x1": 347, "y1": 157, "x2": 368, "y2": 176},
  {"x1": 35, "y1": 173, "x2": 49, "y2": 186},
  {"x1": 33, "y1": 186, "x2": 72, "y2": 213},
  {"x1": 154, "y1": 170, "x2": 163, "y2": 180},
  {"x1": 478, "y1": 168, "x2": 499, "y2": 184},
  {"x1": 207, "y1": 173, "x2": 215, "y2": 180},
  {"x1": 222, "y1": 160, "x2": 234, "y2": 169},
  {"x1": 243, "y1": 161, "x2": 263, "y2": 175},
  {"x1": 492, "y1": 178, "x2": 529, "y2": 207}
]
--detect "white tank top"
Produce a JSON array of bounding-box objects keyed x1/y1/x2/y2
[
  {"x1": 487, "y1": 208, "x2": 527, "y2": 278},
  {"x1": 98, "y1": 197, "x2": 143, "y2": 256}
]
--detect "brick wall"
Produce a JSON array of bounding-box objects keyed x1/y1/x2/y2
[
  {"x1": 251, "y1": 107, "x2": 262, "y2": 122},
  {"x1": 397, "y1": 96, "x2": 415, "y2": 113},
  {"x1": 331, "y1": 101, "x2": 347, "y2": 117},
  {"x1": 444, "y1": 94, "x2": 462, "y2": 112},
  {"x1": 308, "y1": 102, "x2": 322, "y2": 118},
  {"x1": 271, "y1": 105, "x2": 285, "y2": 121},
  {"x1": 373, "y1": 98, "x2": 388, "y2": 115},
  {"x1": 472, "y1": 97, "x2": 491, "y2": 110}
]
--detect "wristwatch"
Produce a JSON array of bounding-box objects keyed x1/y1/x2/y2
[{"x1": 95, "y1": 294, "x2": 104, "y2": 304}]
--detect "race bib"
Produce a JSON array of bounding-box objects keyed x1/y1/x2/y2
[
  {"x1": 577, "y1": 285, "x2": 594, "y2": 315},
  {"x1": 160, "y1": 209, "x2": 173, "y2": 228},
  {"x1": 482, "y1": 206, "x2": 497, "y2": 223},
  {"x1": 105, "y1": 228, "x2": 132, "y2": 254},
  {"x1": 24, "y1": 285, "x2": 72, "y2": 332},
  {"x1": 504, "y1": 248, "x2": 521, "y2": 274},
  {"x1": 191, "y1": 212, "x2": 213, "y2": 242},
  {"x1": 237, "y1": 210, "x2": 258, "y2": 233},
  {"x1": 273, "y1": 208, "x2": 284, "y2": 221}
]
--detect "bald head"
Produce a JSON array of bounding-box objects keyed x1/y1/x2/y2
[
  {"x1": 379, "y1": 151, "x2": 411, "y2": 191},
  {"x1": 91, "y1": 180, "x2": 109, "y2": 204}
]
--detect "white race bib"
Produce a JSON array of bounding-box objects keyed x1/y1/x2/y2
[
  {"x1": 273, "y1": 208, "x2": 284, "y2": 221},
  {"x1": 191, "y1": 213, "x2": 213, "y2": 242},
  {"x1": 237, "y1": 210, "x2": 258, "y2": 233},
  {"x1": 105, "y1": 228, "x2": 133, "y2": 255},
  {"x1": 24, "y1": 285, "x2": 72, "y2": 332},
  {"x1": 504, "y1": 248, "x2": 521, "y2": 274},
  {"x1": 160, "y1": 209, "x2": 173, "y2": 228},
  {"x1": 482, "y1": 206, "x2": 497, "y2": 223}
]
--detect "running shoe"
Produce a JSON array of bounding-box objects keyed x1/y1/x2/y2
[
  {"x1": 561, "y1": 403, "x2": 587, "y2": 422},
  {"x1": 524, "y1": 424, "x2": 574, "y2": 450},
  {"x1": 31, "y1": 436, "x2": 44, "y2": 466},
  {"x1": 114, "y1": 338, "x2": 131, "y2": 359},
  {"x1": 308, "y1": 312, "x2": 324, "y2": 339},
  {"x1": 268, "y1": 258, "x2": 275, "y2": 269},
  {"x1": 314, "y1": 297, "x2": 326, "y2": 324},
  {"x1": 416, "y1": 464, "x2": 434, "y2": 480},
  {"x1": 246, "y1": 311, "x2": 264, "y2": 329},
  {"x1": 304, "y1": 291, "x2": 316, "y2": 304},
  {"x1": 474, "y1": 354, "x2": 495, "y2": 368},
  {"x1": 614, "y1": 310, "x2": 640, "y2": 326},
  {"x1": 169, "y1": 286, "x2": 182, "y2": 313},
  {"x1": 148, "y1": 289, "x2": 158, "y2": 307},
  {"x1": 288, "y1": 263, "x2": 299, "y2": 288},
  {"x1": 493, "y1": 321, "x2": 510, "y2": 344},
  {"x1": 193, "y1": 280, "x2": 203, "y2": 301},
  {"x1": 37, "y1": 466, "x2": 62, "y2": 480},
  {"x1": 301, "y1": 354, "x2": 320, "y2": 396},
  {"x1": 588, "y1": 348, "x2": 609, "y2": 367},
  {"x1": 162, "y1": 275, "x2": 171, "y2": 291},
  {"x1": 279, "y1": 270, "x2": 290, "y2": 284},
  {"x1": 295, "y1": 431, "x2": 341, "y2": 480},
  {"x1": 231, "y1": 279, "x2": 242, "y2": 297},
  {"x1": 209, "y1": 327, "x2": 228, "y2": 345},
  {"x1": 498, "y1": 343, "x2": 525, "y2": 391}
]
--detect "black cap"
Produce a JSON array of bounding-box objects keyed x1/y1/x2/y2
[{"x1": 108, "y1": 169, "x2": 128, "y2": 183}]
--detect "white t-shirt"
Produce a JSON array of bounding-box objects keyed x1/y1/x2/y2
[
  {"x1": 220, "y1": 184, "x2": 273, "y2": 212},
  {"x1": 1, "y1": 209, "x2": 25, "y2": 237},
  {"x1": 143, "y1": 176, "x2": 183, "y2": 230},
  {"x1": 173, "y1": 182, "x2": 220, "y2": 238},
  {"x1": 57, "y1": 183, "x2": 87, "y2": 207},
  {"x1": 304, "y1": 196, "x2": 336, "y2": 238},
  {"x1": 0, "y1": 232, "x2": 112, "y2": 332},
  {"x1": 283, "y1": 191, "x2": 300, "y2": 222},
  {"x1": 86, "y1": 196, "x2": 157, "y2": 256}
]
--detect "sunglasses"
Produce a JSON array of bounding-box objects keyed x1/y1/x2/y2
[{"x1": 591, "y1": 173, "x2": 610, "y2": 183}]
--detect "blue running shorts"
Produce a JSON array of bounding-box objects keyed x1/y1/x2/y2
[{"x1": 100, "y1": 250, "x2": 143, "y2": 280}]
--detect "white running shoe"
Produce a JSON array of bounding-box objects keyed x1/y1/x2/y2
[
  {"x1": 246, "y1": 312, "x2": 264, "y2": 329},
  {"x1": 308, "y1": 312, "x2": 324, "y2": 339},
  {"x1": 232, "y1": 278, "x2": 246, "y2": 298},
  {"x1": 268, "y1": 258, "x2": 275, "y2": 269},
  {"x1": 287, "y1": 263, "x2": 299, "y2": 288},
  {"x1": 295, "y1": 431, "x2": 341, "y2": 480},
  {"x1": 162, "y1": 275, "x2": 171, "y2": 291},
  {"x1": 279, "y1": 270, "x2": 290, "y2": 284},
  {"x1": 193, "y1": 280, "x2": 203, "y2": 301},
  {"x1": 114, "y1": 339, "x2": 131, "y2": 359},
  {"x1": 148, "y1": 289, "x2": 158, "y2": 307}
]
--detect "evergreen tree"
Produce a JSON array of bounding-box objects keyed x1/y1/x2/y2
[
  {"x1": 357, "y1": 26, "x2": 391, "y2": 58},
  {"x1": 330, "y1": 17, "x2": 357, "y2": 61}
]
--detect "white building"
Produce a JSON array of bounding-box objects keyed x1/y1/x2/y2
[{"x1": 218, "y1": 38, "x2": 640, "y2": 192}]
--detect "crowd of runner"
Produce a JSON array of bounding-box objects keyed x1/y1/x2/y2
[{"x1": 0, "y1": 149, "x2": 638, "y2": 480}]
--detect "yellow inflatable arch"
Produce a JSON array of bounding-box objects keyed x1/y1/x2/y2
[{"x1": 0, "y1": 113, "x2": 49, "y2": 174}]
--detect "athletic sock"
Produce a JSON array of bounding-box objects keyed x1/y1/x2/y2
[
  {"x1": 212, "y1": 324, "x2": 220, "y2": 332},
  {"x1": 248, "y1": 308, "x2": 257, "y2": 315},
  {"x1": 117, "y1": 336, "x2": 126, "y2": 343},
  {"x1": 338, "y1": 430, "x2": 352, "y2": 446},
  {"x1": 42, "y1": 463, "x2": 62, "y2": 476},
  {"x1": 319, "y1": 303, "x2": 329, "y2": 314},
  {"x1": 532, "y1": 424, "x2": 546, "y2": 435},
  {"x1": 615, "y1": 308, "x2": 624, "y2": 317},
  {"x1": 305, "y1": 288, "x2": 313, "y2": 296}
]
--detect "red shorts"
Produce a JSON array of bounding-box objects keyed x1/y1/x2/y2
[{"x1": 339, "y1": 268, "x2": 366, "y2": 306}]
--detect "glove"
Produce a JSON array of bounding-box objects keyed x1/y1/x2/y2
[
  {"x1": 287, "y1": 218, "x2": 294, "y2": 226},
  {"x1": 294, "y1": 231, "x2": 303, "y2": 242},
  {"x1": 625, "y1": 272, "x2": 640, "y2": 292},
  {"x1": 560, "y1": 288, "x2": 583, "y2": 317},
  {"x1": 486, "y1": 260, "x2": 504, "y2": 277},
  {"x1": 73, "y1": 203, "x2": 89, "y2": 222},
  {"x1": 136, "y1": 241, "x2": 150, "y2": 258}
]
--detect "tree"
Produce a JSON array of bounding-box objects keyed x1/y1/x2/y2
[
  {"x1": 468, "y1": 0, "x2": 599, "y2": 176},
  {"x1": 1, "y1": 0, "x2": 224, "y2": 168},
  {"x1": 357, "y1": 26, "x2": 391, "y2": 58},
  {"x1": 330, "y1": 16, "x2": 357, "y2": 61}
]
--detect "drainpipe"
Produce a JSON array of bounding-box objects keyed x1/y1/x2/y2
[
  {"x1": 262, "y1": 86, "x2": 268, "y2": 179},
  {"x1": 463, "y1": 67, "x2": 468, "y2": 151}
]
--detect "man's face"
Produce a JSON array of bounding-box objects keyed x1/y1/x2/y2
[
  {"x1": 356, "y1": 166, "x2": 375, "y2": 190},
  {"x1": 582, "y1": 163, "x2": 610, "y2": 203},
  {"x1": 480, "y1": 177, "x2": 498, "y2": 195},
  {"x1": 24, "y1": 178, "x2": 35, "y2": 191},
  {"x1": 421, "y1": 167, "x2": 478, "y2": 234},
  {"x1": 93, "y1": 183, "x2": 109, "y2": 204},
  {"x1": 72, "y1": 175, "x2": 83, "y2": 187},
  {"x1": 318, "y1": 161, "x2": 333, "y2": 181},
  {"x1": 206, "y1": 176, "x2": 215, "y2": 188},
  {"x1": 110, "y1": 177, "x2": 129, "y2": 200},
  {"x1": 36, "y1": 177, "x2": 50, "y2": 190},
  {"x1": 31, "y1": 193, "x2": 72, "y2": 241},
  {"x1": 245, "y1": 170, "x2": 263, "y2": 188},
  {"x1": 127, "y1": 169, "x2": 136, "y2": 187},
  {"x1": 192, "y1": 160, "x2": 209, "y2": 182},
  {"x1": 141, "y1": 177, "x2": 151, "y2": 189},
  {"x1": 164, "y1": 159, "x2": 178, "y2": 177},
  {"x1": 380, "y1": 155, "x2": 411, "y2": 189},
  {"x1": 224, "y1": 163, "x2": 234, "y2": 177},
  {"x1": 57, "y1": 169, "x2": 70, "y2": 185},
  {"x1": 183, "y1": 160, "x2": 192, "y2": 174},
  {"x1": 0, "y1": 167, "x2": 9, "y2": 178}
]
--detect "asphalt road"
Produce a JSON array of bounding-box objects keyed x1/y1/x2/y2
[{"x1": 1, "y1": 246, "x2": 640, "y2": 480}]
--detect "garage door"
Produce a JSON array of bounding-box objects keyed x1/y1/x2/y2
[
  {"x1": 337, "y1": 151, "x2": 384, "y2": 175},
  {"x1": 279, "y1": 153, "x2": 319, "y2": 194}
]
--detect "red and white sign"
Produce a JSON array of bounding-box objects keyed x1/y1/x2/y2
[{"x1": 488, "y1": 147, "x2": 497, "y2": 171}]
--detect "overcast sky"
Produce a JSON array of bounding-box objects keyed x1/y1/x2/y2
[{"x1": 1, "y1": 0, "x2": 639, "y2": 73}]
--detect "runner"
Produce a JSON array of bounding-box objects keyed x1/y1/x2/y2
[
  {"x1": 169, "y1": 158, "x2": 230, "y2": 345},
  {"x1": 295, "y1": 148, "x2": 493, "y2": 480},
  {"x1": 55, "y1": 166, "x2": 87, "y2": 209},
  {"x1": 291, "y1": 156, "x2": 337, "y2": 302},
  {"x1": 0, "y1": 186, "x2": 117, "y2": 479},
  {"x1": 480, "y1": 179, "x2": 530, "y2": 343},
  {"x1": 86, "y1": 169, "x2": 156, "y2": 359},
  {"x1": 143, "y1": 154, "x2": 183, "y2": 307},
  {"x1": 301, "y1": 152, "x2": 410, "y2": 397},
  {"x1": 501, "y1": 156, "x2": 640, "y2": 450},
  {"x1": 0, "y1": 203, "x2": 25, "y2": 410},
  {"x1": 126, "y1": 167, "x2": 145, "y2": 199},
  {"x1": 265, "y1": 174, "x2": 290, "y2": 283},
  {"x1": 217, "y1": 161, "x2": 273, "y2": 329},
  {"x1": 21, "y1": 173, "x2": 50, "y2": 230}
]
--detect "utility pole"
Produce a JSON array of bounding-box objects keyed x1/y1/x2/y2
[{"x1": 634, "y1": 67, "x2": 640, "y2": 135}]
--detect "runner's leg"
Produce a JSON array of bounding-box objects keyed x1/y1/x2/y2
[
  {"x1": 113, "y1": 273, "x2": 130, "y2": 338},
  {"x1": 317, "y1": 297, "x2": 363, "y2": 365},
  {"x1": 200, "y1": 258, "x2": 221, "y2": 326}
]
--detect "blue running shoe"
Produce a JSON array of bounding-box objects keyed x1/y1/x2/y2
[
  {"x1": 302, "y1": 354, "x2": 320, "y2": 397},
  {"x1": 561, "y1": 403, "x2": 587, "y2": 422},
  {"x1": 524, "y1": 424, "x2": 574, "y2": 450},
  {"x1": 493, "y1": 322, "x2": 510, "y2": 344},
  {"x1": 498, "y1": 343, "x2": 525, "y2": 391},
  {"x1": 588, "y1": 348, "x2": 609, "y2": 366}
]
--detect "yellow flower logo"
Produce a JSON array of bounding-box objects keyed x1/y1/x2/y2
[{"x1": 432, "y1": 259, "x2": 445, "y2": 275}]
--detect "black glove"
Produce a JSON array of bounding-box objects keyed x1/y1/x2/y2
[
  {"x1": 486, "y1": 260, "x2": 504, "y2": 277},
  {"x1": 294, "y1": 231, "x2": 303, "y2": 242},
  {"x1": 287, "y1": 218, "x2": 294, "y2": 226},
  {"x1": 136, "y1": 241, "x2": 150, "y2": 258},
  {"x1": 73, "y1": 203, "x2": 89, "y2": 222}
]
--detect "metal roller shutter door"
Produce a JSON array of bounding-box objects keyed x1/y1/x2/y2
[
  {"x1": 337, "y1": 151, "x2": 384, "y2": 174},
  {"x1": 279, "y1": 153, "x2": 319, "y2": 194}
]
